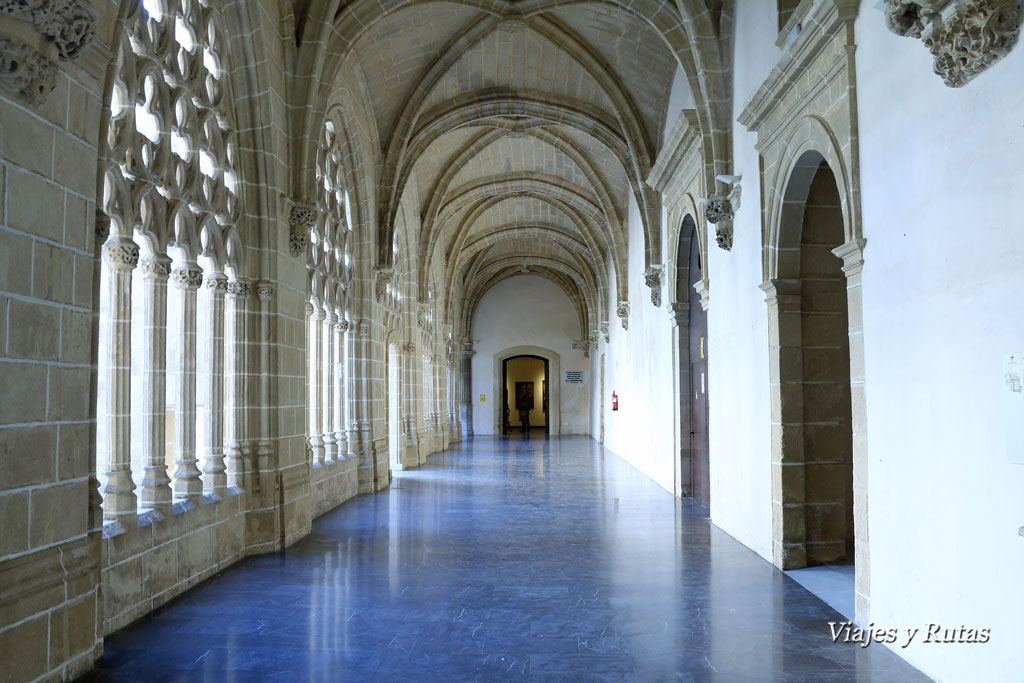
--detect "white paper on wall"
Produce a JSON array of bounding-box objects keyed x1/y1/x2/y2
[{"x1": 1005, "y1": 353, "x2": 1024, "y2": 464}]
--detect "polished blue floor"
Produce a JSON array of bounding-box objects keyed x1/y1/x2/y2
[{"x1": 81, "y1": 436, "x2": 930, "y2": 682}]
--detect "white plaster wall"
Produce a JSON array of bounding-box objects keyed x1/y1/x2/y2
[
  {"x1": 470, "y1": 276, "x2": 590, "y2": 435},
  {"x1": 601, "y1": 195, "x2": 676, "y2": 492},
  {"x1": 853, "y1": 8, "x2": 1024, "y2": 681},
  {"x1": 704, "y1": 0, "x2": 780, "y2": 562}
]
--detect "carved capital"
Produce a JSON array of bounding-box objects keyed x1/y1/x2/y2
[
  {"x1": 204, "y1": 274, "x2": 228, "y2": 292},
  {"x1": 616, "y1": 302, "x2": 630, "y2": 331},
  {"x1": 256, "y1": 283, "x2": 273, "y2": 301},
  {"x1": 226, "y1": 280, "x2": 250, "y2": 298},
  {"x1": 102, "y1": 239, "x2": 139, "y2": 272},
  {"x1": 139, "y1": 255, "x2": 172, "y2": 279},
  {"x1": 885, "y1": 0, "x2": 1022, "y2": 87},
  {"x1": 336, "y1": 319, "x2": 350, "y2": 332},
  {"x1": 171, "y1": 266, "x2": 203, "y2": 290},
  {"x1": 599, "y1": 322, "x2": 610, "y2": 343}
]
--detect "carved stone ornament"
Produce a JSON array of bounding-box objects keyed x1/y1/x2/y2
[
  {"x1": 884, "y1": 0, "x2": 1022, "y2": 87},
  {"x1": 417, "y1": 303, "x2": 430, "y2": 329},
  {"x1": 288, "y1": 203, "x2": 318, "y2": 228},
  {"x1": 375, "y1": 268, "x2": 394, "y2": 303},
  {"x1": 616, "y1": 302, "x2": 630, "y2": 331},
  {"x1": 357, "y1": 320, "x2": 370, "y2": 337},
  {"x1": 204, "y1": 275, "x2": 228, "y2": 291},
  {"x1": 599, "y1": 322, "x2": 610, "y2": 343},
  {"x1": 0, "y1": 0, "x2": 95, "y2": 105},
  {"x1": 139, "y1": 255, "x2": 172, "y2": 278},
  {"x1": 704, "y1": 194, "x2": 734, "y2": 251},
  {"x1": 256, "y1": 284, "x2": 273, "y2": 301},
  {"x1": 644, "y1": 266, "x2": 664, "y2": 308},
  {"x1": 288, "y1": 231, "x2": 308, "y2": 258},
  {"x1": 171, "y1": 267, "x2": 204, "y2": 289},
  {"x1": 336, "y1": 319, "x2": 350, "y2": 332},
  {"x1": 497, "y1": 13, "x2": 528, "y2": 33},
  {"x1": 589, "y1": 331, "x2": 599, "y2": 344},
  {"x1": 102, "y1": 239, "x2": 140, "y2": 272},
  {"x1": 226, "y1": 280, "x2": 250, "y2": 298},
  {"x1": 94, "y1": 211, "x2": 110, "y2": 241}
]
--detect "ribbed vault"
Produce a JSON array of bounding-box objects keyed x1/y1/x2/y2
[{"x1": 288, "y1": 0, "x2": 733, "y2": 340}]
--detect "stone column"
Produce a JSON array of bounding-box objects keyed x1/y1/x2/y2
[
  {"x1": 201, "y1": 273, "x2": 227, "y2": 493},
  {"x1": 760, "y1": 278, "x2": 805, "y2": 570},
  {"x1": 346, "y1": 320, "x2": 362, "y2": 461},
  {"x1": 334, "y1": 319, "x2": 350, "y2": 459},
  {"x1": 99, "y1": 238, "x2": 140, "y2": 522},
  {"x1": 308, "y1": 302, "x2": 325, "y2": 466},
  {"x1": 458, "y1": 341, "x2": 474, "y2": 438},
  {"x1": 255, "y1": 283, "x2": 274, "y2": 485},
  {"x1": 171, "y1": 263, "x2": 204, "y2": 503},
  {"x1": 322, "y1": 310, "x2": 338, "y2": 464},
  {"x1": 225, "y1": 279, "x2": 250, "y2": 490},
  {"x1": 138, "y1": 254, "x2": 172, "y2": 516},
  {"x1": 833, "y1": 238, "x2": 870, "y2": 621}
]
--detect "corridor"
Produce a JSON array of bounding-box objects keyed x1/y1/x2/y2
[{"x1": 81, "y1": 438, "x2": 928, "y2": 682}]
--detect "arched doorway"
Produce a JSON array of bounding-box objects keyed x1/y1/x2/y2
[
  {"x1": 685, "y1": 220, "x2": 710, "y2": 509},
  {"x1": 767, "y1": 151, "x2": 854, "y2": 570},
  {"x1": 387, "y1": 343, "x2": 401, "y2": 468},
  {"x1": 501, "y1": 355, "x2": 549, "y2": 435}
]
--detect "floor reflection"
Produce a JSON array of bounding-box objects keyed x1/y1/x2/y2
[{"x1": 81, "y1": 436, "x2": 929, "y2": 682}]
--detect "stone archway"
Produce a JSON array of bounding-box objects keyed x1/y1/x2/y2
[
  {"x1": 492, "y1": 346, "x2": 562, "y2": 436},
  {"x1": 762, "y1": 151, "x2": 856, "y2": 571}
]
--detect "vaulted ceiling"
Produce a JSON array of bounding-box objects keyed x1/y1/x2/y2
[{"x1": 290, "y1": 0, "x2": 733, "y2": 338}]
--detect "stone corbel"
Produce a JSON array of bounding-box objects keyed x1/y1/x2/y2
[
  {"x1": 884, "y1": 0, "x2": 1022, "y2": 87},
  {"x1": 417, "y1": 302, "x2": 430, "y2": 329},
  {"x1": 644, "y1": 265, "x2": 664, "y2": 307},
  {"x1": 703, "y1": 176, "x2": 742, "y2": 252},
  {"x1": 616, "y1": 302, "x2": 630, "y2": 331},
  {"x1": 0, "y1": 0, "x2": 95, "y2": 106},
  {"x1": 288, "y1": 202, "x2": 317, "y2": 257},
  {"x1": 599, "y1": 322, "x2": 610, "y2": 343}
]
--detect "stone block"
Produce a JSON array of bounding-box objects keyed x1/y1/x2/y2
[
  {"x1": 805, "y1": 502, "x2": 848, "y2": 544},
  {"x1": 30, "y1": 480, "x2": 88, "y2": 546},
  {"x1": 73, "y1": 252, "x2": 95, "y2": 308},
  {"x1": 0, "y1": 490, "x2": 30, "y2": 555},
  {"x1": 67, "y1": 82, "x2": 101, "y2": 144},
  {"x1": 103, "y1": 555, "x2": 144, "y2": 621},
  {"x1": 773, "y1": 462, "x2": 805, "y2": 504},
  {"x1": 7, "y1": 298, "x2": 60, "y2": 360},
  {"x1": 0, "y1": 228, "x2": 35, "y2": 297},
  {"x1": 802, "y1": 422, "x2": 851, "y2": 463},
  {"x1": 64, "y1": 192, "x2": 90, "y2": 251},
  {"x1": 802, "y1": 381, "x2": 849, "y2": 422},
  {"x1": 800, "y1": 310, "x2": 848, "y2": 345},
  {"x1": 33, "y1": 241, "x2": 76, "y2": 304},
  {"x1": 804, "y1": 462, "x2": 850, "y2": 504},
  {"x1": 0, "y1": 614, "x2": 48, "y2": 682},
  {"x1": 48, "y1": 593, "x2": 98, "y2": 670},
  {"x1": 60, "y1": 308, "x2": 93, "y2": 365},
  {"x1": 806, "y1": 539, "x2": 847, "y2": 565},
  {"x1": 49, "y1": 365, "x2": 92, "y2": 422},
  {"x1": 8, "y1": 170, "x2": 65, "y2": 243},
  {"x1": 53, "y1": 133, "x2": 96, "y2": 197},
  {"x1": 142, "y1": 541, "x2": 179, "y2": 596},
  {"x1": 0, "y1": 105, "x2": 55, "y2": 177},
  {"x1": 0, "y1": 424, "x2": 56, "y2": 489}
]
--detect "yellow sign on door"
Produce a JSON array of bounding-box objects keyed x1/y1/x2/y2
[{"x1": 479, "y1": 394, "x2": 486, "y2": 402}]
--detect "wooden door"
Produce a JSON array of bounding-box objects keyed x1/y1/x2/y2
[{"x1": 688, "y1": 234, "x2": 710, "y2": 509}]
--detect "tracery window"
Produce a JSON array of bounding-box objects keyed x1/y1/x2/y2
[
  {"x1": 306, "y1": 119, "x2": 354, "y2": 466},
  {"x1": 96, "y1": 0, "x2": 243, "y2": 523}
]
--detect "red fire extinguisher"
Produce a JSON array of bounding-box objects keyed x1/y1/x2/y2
[{"x1": 611, "y1": 392, "x2": 618, "y2": 411}]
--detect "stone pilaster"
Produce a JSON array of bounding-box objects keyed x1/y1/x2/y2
[
  {"x1": 322, "y1": 310, "x2": 338, "y2": 464},
  {"x1": 138, "y1": 254, "x2": 172, "y2": 516},
  {"x1": 99, "y1": 238, "x2": 139, "y2": 523},
  {"x1": 201, "y1": 274, "x2": 228, "y2": 493},
  {"x1": 171, "y1": 264, "x2": 204, "y2": 503},
  {"x1": 334, "y1": 319, "x2": 350, "y2": 459},
  {"x1": 225, "y1": 279, "x2": 250, "y2": 490},
  {"x1": 458, "y1": 341, "x2": 474, "y2": 438},
  {"x1": 308, "y1": 302, "x2": 325, "y2": 467}
]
